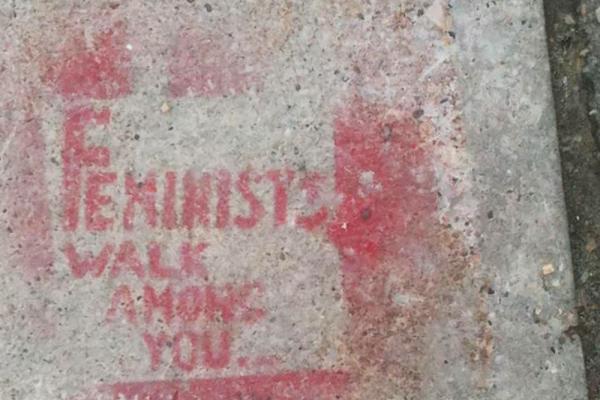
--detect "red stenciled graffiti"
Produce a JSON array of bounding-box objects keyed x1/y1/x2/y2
[
  {"x1": 65, "y1": 241, "x2": 209, "y2": 280},
  {"x1": 103, "y1": 370, "x2": 349, "y2": 400},
  {"x1": 62, "y1": 106, "x2": 112, "y2": 231},
  {"x1": 43, "y1": 22, "x2": 131, "y2": 100},
  {"x1": 60, "y1": 161, "x2": 331, "y2": 233},
  {"x1": 45, "y1": 19, "x2": 133, "y2": 238},
  {"x1": 89, "y1": 96, "x2": 475, "y2": 398},
  {"x1": 30, "y1": 18, "x2": 482, "y2": 398}
]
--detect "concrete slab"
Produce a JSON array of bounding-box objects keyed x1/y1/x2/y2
[{"x1": 0, "y1": 0, "x2": 588, "y2": 399}]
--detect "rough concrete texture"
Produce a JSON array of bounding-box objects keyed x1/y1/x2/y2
[
  {"x1": 545, "y1": 0, "x2": 600, "y2": 398},
  {"x1": 0, "y1": 1, "x2": 588, "y2": 399}
]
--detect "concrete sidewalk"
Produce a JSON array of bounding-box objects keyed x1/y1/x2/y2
[{"x1": 0, "y1": 1, "x2": 588, "y2": 399}]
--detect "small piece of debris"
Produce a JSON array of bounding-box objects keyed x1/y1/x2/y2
[
  {"x1": 533, "y1": 308, "x2": 542, "y2": 324},
  {"x1": 205, "y1": 3, "x2": 212, "y2": 12},
  {"x1": 542, "y1": 263, "x2": 555, "y2": 276},
  {"x1": 160, "y1": 102, "x2": 171, "y2": 113},
  {"x1": 596, "y1": 7, "x2": 600, "y2": 23},
  {"x1": 585, "y1": 238, "x2": 597, "y2": 253}
]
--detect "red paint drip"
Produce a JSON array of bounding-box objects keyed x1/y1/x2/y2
[
  {"x1": 168, "y1": 31, "x2": 257, "y2": 98},
  {"x1": 44, "y1": 22, "x2": 131, "y2": 99}
]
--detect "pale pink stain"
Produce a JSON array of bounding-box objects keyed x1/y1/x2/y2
[
  {"x1": 1, "y1": 108, "x2": 54, "y2": 281},
  {"x1": 43, "y1": 21, "x2": 132, "y2": 100},
  {"x1": 169, "y1": 31, "x2": 258, "y2": 98}
]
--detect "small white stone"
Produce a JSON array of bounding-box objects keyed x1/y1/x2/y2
[
  {"x1": 595, "y1": 7, "x2": 600, "y2": 23},
  {"x1": 160, "y1": 102, "x2": 171, "y2": 113},
  {"x1": 542, "y1": 263, "x2": 555, "y2": 275}
]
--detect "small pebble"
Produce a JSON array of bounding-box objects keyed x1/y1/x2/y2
[
  {"x1": 161, "y1": 102, "x2": 171, "y2": 113},
  {"x1": 542, "y1": 263, "x2": 555, "y2": 276}
]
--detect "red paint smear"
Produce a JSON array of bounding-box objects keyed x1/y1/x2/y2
[
  {"x1": 328, "y1": 97, "x2": 436, "y2": 289},
  {"x1": 43, "y1": 22, "x2": 131, "y2": 100},
  {"x1": 103, "y1": 370, "x2": 348, "y2": 400},
  {"x1": 327, "y1": 97, "x2": 443, "y2": 394},
  {"x1": 169, "y1": 31, "x2": 257, "y2": 98},
  {"x1": 2, "y1": 111, "x2": 54, "y2": 280}
]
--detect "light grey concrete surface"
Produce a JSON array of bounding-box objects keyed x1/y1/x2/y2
[{"x1": 0, "y1": 0, "x2": 588, "y2": 399}]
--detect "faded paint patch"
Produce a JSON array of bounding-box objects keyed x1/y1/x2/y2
[
  {"x1": 42, "y1": 21, "x2": 131, "y2": 100},
  {"x1": 1, "y1": 34, "x2": 54, "y2": 281},
  {"x1": 168, "y1": 30, "x2": 260, "y2": 98},
  {"x1": 329, "y1": 97, "x2": 480, "y2": 397},
  {"x1": 0, "y1": 107, "x2": 54, "y2": 281}
]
